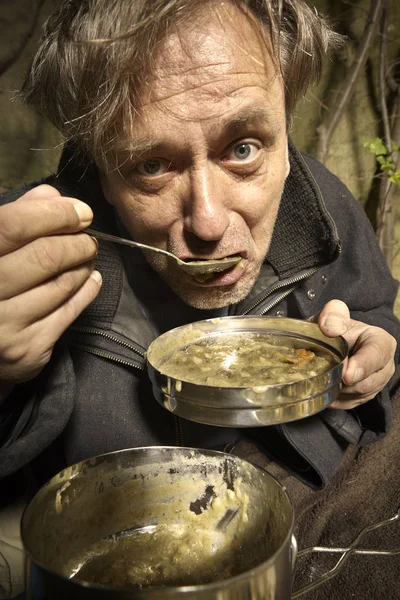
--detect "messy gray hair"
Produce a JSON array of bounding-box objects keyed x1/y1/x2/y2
[{"x1": 20, "y1": 0, "x2": 342, "y2": 168}]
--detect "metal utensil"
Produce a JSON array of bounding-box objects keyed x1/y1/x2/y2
[
  {"x1": 85, "y1": 228, "x2": 242, "y2": 275},
  {"x1": 107, "y1": 509, "x2": 240, "y2": 541},
  {"x1": 291, "y1": 506, "x2": 400, "y2": 598},
  {"x1": 147, "y1": 317, "x2": 348, "y2": 428},
  {"x1": 216, "y1": 508, "x2": 240, "y2": 531}
]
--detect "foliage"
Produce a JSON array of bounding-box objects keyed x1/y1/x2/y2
[{"x1": 364, "y1": 138, "x2": 400, "y2": 189}]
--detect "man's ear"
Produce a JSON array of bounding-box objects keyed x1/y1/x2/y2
[{"x1": 285, "y1": 142, "x2": 290, "y2": 178}]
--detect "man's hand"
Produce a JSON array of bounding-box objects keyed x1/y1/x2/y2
[
  {"x1": 311, "y1": 299, "x2": 397, "y2": 409},
  {"x1": 0, "y1": 185, "x2": 102, "y2": 385}
]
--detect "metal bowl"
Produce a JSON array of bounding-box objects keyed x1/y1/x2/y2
[{"x1": 147, "y1": 317, "x2": 348, "y2": 427}]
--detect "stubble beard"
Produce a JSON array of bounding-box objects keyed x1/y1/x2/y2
[{"x1": 143, "y1": 252, "x2": 265, "y2": 309}]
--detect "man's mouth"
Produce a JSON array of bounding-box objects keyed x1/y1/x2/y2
[
  {"x1": 191, "y1": 258, "x2": 244, "y2": 282},
  {"x1": 177, "y1": 252, "x2": 242, "y2": 275},
  {"x1": 190, "y1": 257, "x2": 247, "y2": 285}
]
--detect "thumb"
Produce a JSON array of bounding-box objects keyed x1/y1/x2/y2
[{"x1": 310, "y1": 299, "x2": 351, "y2": 338}]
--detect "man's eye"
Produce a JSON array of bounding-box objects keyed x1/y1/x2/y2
[
  {"x1": 227, "y1": 142, "x2": 259, "y2": 161},
  {"x1": 136, "y1": 159, "x2": 170, "y2": 176}
]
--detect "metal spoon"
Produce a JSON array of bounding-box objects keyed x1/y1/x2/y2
[
  {"x1": 85, "y1": 228, "x2": 242, "y2": 276},
  {"x1": 105, "y1": 510, "x2": 240, "y2": 542},
  {"x1": 216, "y1": 507, "x2": 240, "y2": 531}
]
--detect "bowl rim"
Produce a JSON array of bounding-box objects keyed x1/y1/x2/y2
[{"x1": 147, "y1": 315, "x2": 348, "y2": 392}]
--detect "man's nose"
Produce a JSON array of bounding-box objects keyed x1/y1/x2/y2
[{"x1": 183, "y1": 166, "x2": 230, "y2": 241}]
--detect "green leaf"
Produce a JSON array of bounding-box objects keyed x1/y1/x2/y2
[
  {"x1": 364, "y1": 137, "x2": 388, "y2": 156},
  {"x1": 389, "y1": 172, "x2": 400, "y2": 189},
  {"x1": 377, "y1": 155, "x2": 388, "y2": 166}
]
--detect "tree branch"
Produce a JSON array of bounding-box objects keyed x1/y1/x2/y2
[
  {"x1": 377, "y1": 92, "x2": 400, "y2": 267},
  {"x1": 379, "y1": 2, "x2": 391, "y2": 152},
  {"x1": 376, "y1": 1, "x2": 400, "y2": 267},
  {"x1": 317, "y1": 0, "x2": 383, "y2": 163}
]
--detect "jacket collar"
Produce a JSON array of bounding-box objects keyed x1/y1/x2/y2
[{"x1": 267, "y1": 140, "x2": 340, "y2": 278}]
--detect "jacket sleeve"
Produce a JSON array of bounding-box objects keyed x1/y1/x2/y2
[
  {"x1": 0, "y1": 342, "x2": 76, "y2": 481},
  {"x1": 0, "y1": 183, "x2": 56, "y2": 478},
  {"x1": 0, "y1": 177, "x2": 84, "y2": 482}
]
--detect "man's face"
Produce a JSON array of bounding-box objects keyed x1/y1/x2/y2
[{"x1": 101, "y1": 2, "x2": 289, "y2": 309}]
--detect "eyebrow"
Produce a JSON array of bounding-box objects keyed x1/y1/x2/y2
[
  {"x1": 116, "y1": 106, "x2": 276, "y2": 158},
  {"x1": 221, "y1": 106, "x2": 275, "y2": 133}
]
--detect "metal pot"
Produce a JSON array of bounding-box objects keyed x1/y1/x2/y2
[
  {"x1": 22, "y1": 447, "x2": 296, "y2": 599},
  {"x1": 147, "y1": 317, "x2": 348, "y2": 427}
]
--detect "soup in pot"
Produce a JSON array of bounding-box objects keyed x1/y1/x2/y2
[{"x1": 159, "y1": 332, "x2": 338, "y2": 387}]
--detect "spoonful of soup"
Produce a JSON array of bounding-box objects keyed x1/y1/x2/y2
[{"x1": 85, "y1": 228, "x2": 242, "y2": 276}]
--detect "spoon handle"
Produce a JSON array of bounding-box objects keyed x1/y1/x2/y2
[{"x1": 85, "y1": 228, "x2": 182, "y2": 264}]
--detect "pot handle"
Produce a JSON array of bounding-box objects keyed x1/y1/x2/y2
[{"x1": 291, "y1": 506, "x2": 400, "y2": 599}]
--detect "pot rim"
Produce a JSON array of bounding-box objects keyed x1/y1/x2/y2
[{"x1": 21, "y1": 445, "x2": 295, "y2": 596}]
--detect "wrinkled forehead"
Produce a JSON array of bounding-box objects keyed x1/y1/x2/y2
[{"x1": 139, "y1": 1, "x2": 279, "y2": 115}]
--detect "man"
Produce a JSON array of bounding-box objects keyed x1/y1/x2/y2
[{"x1": 0, "y1": 0, "x2": 399, "y2": 595}]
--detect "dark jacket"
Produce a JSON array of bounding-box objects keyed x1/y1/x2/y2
[{"x1": 1, "y1": 142, "x2": 399, "y2": 493}]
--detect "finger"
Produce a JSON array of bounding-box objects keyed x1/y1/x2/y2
[
  {"x1": 341, "y1": 329, "x2": 396, "y2": 385},
  {"x1": 331, "y1": 388, "x2": 386, "y2": 409},
  {"x1": 0, "y1": 185, "x2": 93, "y2": 255},
  {"x1": 316, "y1": 299, "x2": 351, "y2": 338},
  {"x1": 330, "y1": 361, "x2": 395, "y2": 409},
  {"x1": 0, "y1": 261, "x2": 95, "y2": 326},
  {"x1": 343, "y1": 364, "x2": 394, "y2": 400},
  {"x1": 0, "y1": 233, "x2": 98, "y2": 300},
  {"x1": 330, "y1": 397, "x2": 371, "y2": 410},
  {"x1": 33, "y1": 269, "x2": 103, "y2": 348},
  {"x1": 0, "y1": 271, "x2": 102, "y2": 383}
]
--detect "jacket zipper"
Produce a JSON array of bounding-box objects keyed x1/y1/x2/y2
[
  {"x1": 69, "y1": 326, "x2": 146, "y2": 360},
  {"x1": 71, "y1": 343, "x2": 145, "y2": 371},
  {"x1": 241, "y1": 267, "x2": 319, "y2": 315}
]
